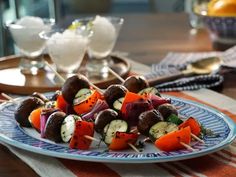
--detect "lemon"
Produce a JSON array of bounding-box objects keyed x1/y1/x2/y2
[
  {"x1": 208, "y1": 0, "x2": 236, "y2": 16},
  {"x1": 68, "y1": 20, "x2": 93, "y2": 31},
  {"x1": 67, "y1": 21, "x2": 82, "y2": 30}
]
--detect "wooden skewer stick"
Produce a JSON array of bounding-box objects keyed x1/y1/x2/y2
[
  {"x1": 108, "y1": 67, "x2": 125, "y2": 83},
  {"x1": 44, "y1": 60, "x2": 103, "y2": 95},
  {"x1": 44, "y1": 61, "x2": 66, "y2": 83},
  {"x1": 84, "y1": 135, "x2": 100, "y2": 142},
  {"x1": 143, "y1": 137, "x2": 151, "y2": 142},
  {"x1": 191, "y1": 133, "x2": 205, "y2": 144},
  {"x1": 83, "y1": 135, "x2": 140, "y2": 153},
  {"x1": 1, "y1": 93, "x2": 14, "y2": 101},
  {"x1": 130, "y1": 127, "x2": 138, "y2": 133},
  {"x1": 128, "y1": 143, "x2": 140, "y2": 153},
  {"x1": 0, "y1": 99, "x2": 7, "y2": 103},
  {"x1": 0, "y1": 94, "x2": 17, "y2": 104},
  {"x1": 1, "y1": 93, "x2": 17, "y2": 104},
  {"x1": 88, "y1": 81, "x2": 104, "y2": 94},
  {"x1": 180, "y1": 142, "x2": 196, "y2": 152}
]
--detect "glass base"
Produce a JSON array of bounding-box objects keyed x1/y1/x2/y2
[
  {"x1": 86, "y1": 58, "x2": 110, "y2": 79},
  {"x1": 19, "y1": 56, "x2": 45, "y2": 75},
  {"x1": 211, "y1": 37, "x2": 236, "y2": 51},
  {"x1": 189, "y1": 13, "x2": 203, "y2": 29}
]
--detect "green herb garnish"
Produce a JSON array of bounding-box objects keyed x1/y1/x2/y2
[{"x1": 200, "y1": 125, "x2": 220, "y2": 138}]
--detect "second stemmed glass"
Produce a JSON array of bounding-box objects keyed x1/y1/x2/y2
[
  {"x1": 40, "y1": 28, "x2": 90, "y2": 83},
  {"x1": 73, "y1": 16, "x2": 124, "y2": 79}
]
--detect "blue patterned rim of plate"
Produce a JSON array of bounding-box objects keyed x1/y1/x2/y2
[
  {"x1": 202, "y1": 16, "x2": 236, "y2": 39},
  {"x1": 0, "y1": 96, "x2": 235, "y2": 163}
]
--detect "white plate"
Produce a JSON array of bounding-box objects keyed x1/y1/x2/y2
[{"x1": 0, "y1": 96, "x2": 235, "y2": 163}]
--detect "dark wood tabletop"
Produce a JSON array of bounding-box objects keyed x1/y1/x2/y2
[{"x1": 0, "y1": 13, "x2": 236, "y2": 177}]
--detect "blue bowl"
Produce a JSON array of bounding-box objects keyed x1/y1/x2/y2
[
  {"x1": 201, "y1": 15, "x2": 236, "y2": 50},
  {"x1": 203, "y1": 16, "x2": 236, "y2": 38}
]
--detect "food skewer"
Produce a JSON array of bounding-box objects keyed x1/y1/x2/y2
[
  {"x1": 108, "y1": 66, "x2": 204, "y2": 146},
  {"x1": 13, "y1": 63, "x2": 203, "y2": 152},
  {"x1": 45, "y1": 63, "x2": 139, "y2": 152},
  {"x1": 45, "y1": 63, "x2": 105, "y2": 145}
]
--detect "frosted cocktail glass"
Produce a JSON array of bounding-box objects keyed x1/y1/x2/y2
[
  {"x1": 73, "y1": 16, "x2": 124, "y2": 78},
  {"x1": 7, "y1": 16, "x2": 54, "y2": 74},
  {"x1": 41, "y1": 29, "x2": 89, "y2": 77}
]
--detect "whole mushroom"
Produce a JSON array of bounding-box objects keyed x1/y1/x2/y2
[
  {"x1": 137, "y1": 109, "x2": 163, "y2": 136},
  {"x1": 14, "y1": 97, "x2": 44, "y2": 127},
  {"x1": 158, "y1": 103, "x2": 178, "y2": 120},
  {"x1": 61, "y1": 75, "x2": 90, "y2": 104},
  {"x1": 103, "y1": 84, "x2": 128, "y2": 107},
  {"x1": 123, "y1": 76, "x2": 149, "y2": 93}
]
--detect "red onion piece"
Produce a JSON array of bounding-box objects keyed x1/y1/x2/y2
[
  {"x1": 149, "y1": 94, "x2": 170, "y2": 108},
  {"x1": 82, "y1": 99, "x2": 109, "y2": 122},
  {"x1": 40, "y1": 108, "x2": 59, "y2": 138},
  {"x1": 123, "y1": 99, "x2": 153, "y2": 126}
]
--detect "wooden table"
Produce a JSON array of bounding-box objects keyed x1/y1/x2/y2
[
  {"x1": 0, "y1": 13, "x2": 236, "y2": 177},
  {"x1": 115, "y1": 13, "x2": 236, "y2": 100}
]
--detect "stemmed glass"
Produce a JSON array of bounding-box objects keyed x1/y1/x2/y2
[
  {"x1": 40, "y1": 28, "x2": 91, "y2": 83},
  {"x1": 73, "y1": 16, "x2": 124, "y2": 79},
  {"x1": 6, "y1": 16, "x2": 55, "y2": 75}
]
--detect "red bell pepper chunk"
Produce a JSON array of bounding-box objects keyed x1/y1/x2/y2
[
  {"x1": 73, "y1": 90, "x2": 102, "y2": 115},
  {"x1": 179, "y1": 117, "x2": 201, "y2": 136},
  {"x1": 69, "y1": 121, "x2": 94, "y2": 150},
  {"x1": 56, "y1": 94, "x2": 68, "y2": 113},
  {"x1": 109, "y1": 132, "x2": 139, "y2": 151},
  {"x1": 28, "y1": 107, "x2": 42, "y2": 133},
  {"x1": 155, "y1": 126, "x2": 191, "y2": 152},
  {"x1": 121, "y1": 92, "x2": 144, "y2": 115}
]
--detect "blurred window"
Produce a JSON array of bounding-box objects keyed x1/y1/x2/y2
[{"x1": 0, "y1": 0, "x2": 185, "y2": 57}]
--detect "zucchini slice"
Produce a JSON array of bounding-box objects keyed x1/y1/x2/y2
[
  {"x1": 103, "y1": 119, "x2": 128, "y2": 144},
  {"x1": 113, "y1": 97, "x2": 124, "y2": 111},
  {"x1": 45, "y1": 101, "x2": 57, "y2": 109},
  {"x1": 60, "y1": 114, "x2": 82, "y2": 143},
  {"x1": 138, "y1": 87, "x2": 161, "y2": 97},
  {"x1": 149, "y1": 121, "x2": 178, "y2": 142},
  {"x1": 73, "y1": 88, "x2": 93, "y2": 105}
]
